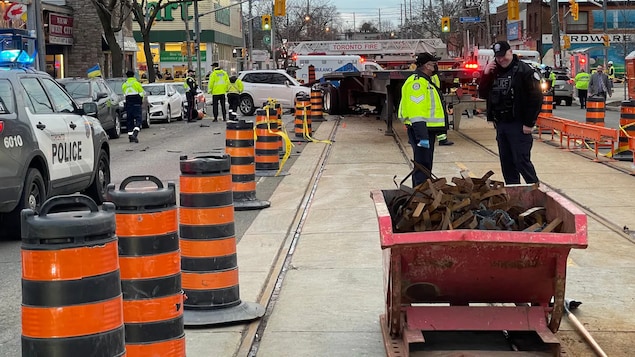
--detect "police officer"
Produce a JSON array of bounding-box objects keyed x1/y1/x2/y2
[
  {"x1": 574, "y1": 68, "x2": 590, "y2": 109},
  {"x1": 122, "y1": 70, "x2": 145, "y2": 143},
  {"x1": 478, "y1": 41, "x2": 542, "y2": 185},
  {"x1": 227, "y1": 74, "x2": 244, "y2": 116},
  {"x1": 207, "y1": 62, "x2": 229, "y2": 122},
  {"x1": 184, "y1": 69, "x2": 198, "y2": 122},
  {"x1": 432, "y1": 64, "x2": 454, "y2": 146},
  {"x1": 398, "y1": 52, "x2": 449, "y2": 187}
]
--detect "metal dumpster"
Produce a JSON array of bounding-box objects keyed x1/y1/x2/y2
[{"x1": 370, "y1": 185, "x2": 588, "y2": 356}]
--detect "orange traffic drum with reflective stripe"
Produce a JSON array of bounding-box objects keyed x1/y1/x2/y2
[
  {"x1": 255, "y1": 108, "x2": 280, "y2": 171},
  {"x1": 21, "y1": 195, "x2": 125, "y2": 357},
  {"x1": 585, "y1": 96, "x2": 606, "y2": 126}
]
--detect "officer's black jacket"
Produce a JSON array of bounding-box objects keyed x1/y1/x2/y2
[{"x1": 478, "y1": 55, "x2": 543, "y2": 128}]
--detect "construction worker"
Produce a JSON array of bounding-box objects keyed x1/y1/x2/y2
[
  {"x1": 478, "y1": 41, "x2": 542, "y2": 185},
  {"x1": 122, "y1": 70, "x2": 145, "y2": 143},
  {"x1": 398, "y1": 52, "x2": 449, "y2": 187},
  {"x1": 227, "y1": 74, "x2": 244, "y2": 116},
  {"x1": 574, "y1": 68, "x2": 590, "y2": 109},
  {"x1": 607, "y1": 61, "x2": 615, "y2": 82},
  {"x1": 549, "y1": 69, "x2": 557, "y2": 108},
  {"x1": 207, "y1": 62, "x2": 229, "y2": 122},
  {"x1": 184, "y1": 69, "x2": 198, "y2": 122},
  {"x1": 432, "y1": 64, "x2": 454, "y2": 146}
]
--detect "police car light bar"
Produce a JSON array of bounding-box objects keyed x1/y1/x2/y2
[{"x1": 0, "y1": 49, "x2": 36, "y2": 68}]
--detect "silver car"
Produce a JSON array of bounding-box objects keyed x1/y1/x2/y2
[{"x1": 552, "y1": 71, "x2": 574, "y2": 106}]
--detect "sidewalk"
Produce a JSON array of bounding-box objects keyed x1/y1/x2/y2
[{"x1": 186, "y1": 114, "x2": 635, "y2": 356}]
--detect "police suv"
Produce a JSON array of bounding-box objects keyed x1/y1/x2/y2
[{"x1": 0, "y1": 50, "x2": 111, "y2": 237}]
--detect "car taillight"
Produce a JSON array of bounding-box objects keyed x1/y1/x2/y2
[{"x1": 0, "y1": 121, "x2": 3, "y2": 134}]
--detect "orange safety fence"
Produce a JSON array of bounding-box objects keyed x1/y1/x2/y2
[{"x1": 536, "y1": 114, "x2": 618, "y2": 162}]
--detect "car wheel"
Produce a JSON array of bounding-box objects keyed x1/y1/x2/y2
[
  {"x1": 84, "y1": 149, "x2": 110, "y2": 205},
  {"x1": 107, "y1": 113, "x2": 121, "y2": 139},
  {"x1": 1, "y1": 168, "x2": 47, "y2": 239},
  {"x1": 166, "y1": 106, "x2": 172, "y2": 123},
  {"x1": 239, "y1": 95, "x2": 256, "y2": 116},
  {"x1": 324, "y1": 86, "x2": 339, "y2": 115},
  {"x1": 142, "y1": 109, "x2": 151, "y2": 129}
]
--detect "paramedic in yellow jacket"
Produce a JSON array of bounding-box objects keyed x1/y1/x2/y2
[
  {"x1": 207, "y1": 62, "x2": 229, "y2": 122},
  {"x1": 398, "y1": 52, "x2": 449, "y2": 187}
]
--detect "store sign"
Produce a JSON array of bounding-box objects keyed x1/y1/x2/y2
[
  {"x1": 160, "y1": 51, "x2": 206, "y2": 62},
  {"x1": 507, "y1": 22, "x2": 522, "y2": 41},
  {"x1": 542, "y1": 33, "x2": 633, "y2": 44},
  {"x1": 48, "y1": 13, "x2": 73, "y2": 45},
  {"x1": 150, "y1": 1, "x2": 193, "y2": 22}
]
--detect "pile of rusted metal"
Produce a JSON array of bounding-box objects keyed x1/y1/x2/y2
[{"x1": 389, "y1": 170, "x2": 563, "y2": 233}]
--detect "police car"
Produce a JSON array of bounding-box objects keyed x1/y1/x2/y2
[{"x1": 0, "y1": 50, "x2": 111, "y2": 237}]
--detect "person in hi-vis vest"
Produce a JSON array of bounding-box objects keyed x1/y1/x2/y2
[
  {"x1": 398, "y1": 52, "x2": 449, "y2": 187},
  {"x1": 207, "y1": 62, "x2": 229, "y2": 122}
]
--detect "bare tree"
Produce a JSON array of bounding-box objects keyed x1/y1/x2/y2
[
  {"x1": 91, "y1": 0, "x2": 131, "y2": 78},
  {"x1": 267, "y1": 0, "x2": 339, "y2": 44}
]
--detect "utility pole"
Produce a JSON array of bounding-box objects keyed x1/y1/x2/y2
[
  {"x1": 550, "y1": 0, "x2": 562, "y2": 68},
  {"x1": 194, "y1": 0, "x2": 202, "y2": 88},
  {"x1": 271, "y1": 2, "x2": 275, "y2": 68},
  {"x1": 602, "y1": 0, "x2": 608, "y2": 65},
  {"x1": 249, "y1": 0, "x2": 253, "y2": 70},
  {"x1": 485, "y1": 0, "x2": 491, "y2": 45},
  {"x1": 184, "y1": 14, "x2": 193, "y2": 70}
]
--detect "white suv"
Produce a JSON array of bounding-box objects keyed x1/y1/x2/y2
[{"x1": 237, "y1": 70, "x2": 310, "y2": 115}]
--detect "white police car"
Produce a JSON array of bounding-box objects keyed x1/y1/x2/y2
[{"x1": 0, "y1": 50, "x2": 111, "y2": 237}]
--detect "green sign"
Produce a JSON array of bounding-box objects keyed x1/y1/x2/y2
[
  {"x1": 263, "y1": 35, "x2": 270, "y2": 45},
  {"x1": 160, "y1": 51, "x2": 207, "y2": 62}
]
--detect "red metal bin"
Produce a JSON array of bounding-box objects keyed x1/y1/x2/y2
[{"x1": 370, "y1": 185, "x2": 588, "y2": 356}]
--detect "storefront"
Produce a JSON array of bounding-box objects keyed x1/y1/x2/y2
[{"x1": 44, "y1": 10, "x2": 73, "y2": 78}]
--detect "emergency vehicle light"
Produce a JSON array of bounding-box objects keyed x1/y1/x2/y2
[
  {"x1": 464, "y1": 62, "x2": 478, "y2": 70},
  {"x1": 0, "y1": 49, "x2": 36, "y2": 67}
]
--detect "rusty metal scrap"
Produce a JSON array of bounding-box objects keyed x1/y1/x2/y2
[{"x1": 390, "y1": 170, "x2": 563, "y2": 233}]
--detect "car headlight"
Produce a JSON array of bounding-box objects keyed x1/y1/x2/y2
[{"x1": 151, "y1": 101, "x2": 164, "y2": 106}]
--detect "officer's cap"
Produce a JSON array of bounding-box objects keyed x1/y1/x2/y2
[
  {"x1": 212, "y1": 62, "x2": 219, "y2": 68},
  {"x1": 492, "y1": 41, "x2": 511, "y2": 56},
  {"x1": 415, "y1": 52, "x2": 441, "y2": 66}
]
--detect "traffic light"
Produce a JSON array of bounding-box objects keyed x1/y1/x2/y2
[
  {"x1": 508, "y1": 0, "x2": 519, "y2": 21},
  {"x1": 441, "y1": 17, "x2": 450, "y2": 33},
  {"x1": 261, "y1": 14, "x2": 271, "y2": 31},
  {"x1": 602, "y1": 34, "x2": 610, "y2": 47},
  {"x1": 181, "y1": 43, "x2": 187, "y2": 56},
  {"x1": 563, "y1": 35, "x2": 571, "y2": 50},
  {"x1": 571, "y1": 2, "x2": 579, "y2": 21},
  {"x1": 274, "y1": 0, "x2": 286, "y2": 17}
]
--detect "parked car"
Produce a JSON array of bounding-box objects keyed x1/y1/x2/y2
[
  {"x1": 237, "y1": 69, "x2": 310, "y2": 115},
  {"x1": 552, "y1": 70, "x2": 574, "y2": 106},
  {"x1": 142, "y1": 83, "x2": 184, "y2": 123},
  {"x1": 0, "y1": 50, "x2": 111, "y2": 237},
  {"x1": 105, "y1": 77, "x2": 151, "y2": 129},
  {"x1": 57, "y1": 77, "x2": 123, "y2": 138}
]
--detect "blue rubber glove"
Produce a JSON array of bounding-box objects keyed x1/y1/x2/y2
[{"x1": 417, "y1": 139, "x2": 430, "y2": 148}]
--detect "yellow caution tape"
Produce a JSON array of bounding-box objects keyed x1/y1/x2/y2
[
  {"x1": 302, "y1": 106, "x2": 331, "y2": 144},
  {"x1": 251, "y1": 104, "x2": 295, "y2": 176}
]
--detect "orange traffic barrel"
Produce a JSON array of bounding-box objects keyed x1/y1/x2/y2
[
  {"x1": 310, "y1": 88, "x2": 325, "y2": 122},
  {"x1": 225, "y1": 120, "x2": 271, "y2": 210},
  {"x1": 21, "y1": 195, "x2": 125, "y2": 357},
  {"x1": 585, "y1": 95, "x2": 606, "y2": 126},
  {"x1": 616, "y1": 100, "x2": 635, "y2": 160},
  {"x1": 541, "y1": 94, "x2": 553, "y2": 117},
  {"x1": 308, "y1": 64, "x2": 316, "y2": 84},
  {"x1": 255, "y1": 108, "x2": 281, "y2": 175},
  {"x1": 178, "y1": 155, "x2": 265, "y2": 326},
  {"x1": 106, "y1": 176, "x2": 185, "y2": 356},
  {"x1": 294, "y1": 92, "x2": 312, "y2": 141}
]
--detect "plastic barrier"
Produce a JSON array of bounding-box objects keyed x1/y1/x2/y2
[
  {"x1": 310, "y1": 88, "x2": 325, "y2": 122},
  {"x1": 616, "y1": 100, "x2": 635, "y2": 160},
  {"x1": 308, "y1": 64, "x2": 316, "y2": 84},
  {"x1": 106, "y1": 176, "x2": 185, "y2": 356},
  {"x1": 585, "y1": 96, "x2": 606, "y2": 126},
  {"x1": 21, "y1": 195, "x2": 125, "y2": 357},
  {"x1": 179, "y1": 155, "x2": 265, "y2": 326},
  {"x1": 541, "y1": 94, "x2": 554, "y2": 117},
  {"x1": 370, "y1": 186, "x2": 587, "y2": 356},
  {"x1": 293, "y1": 92, "x2": 312, "y2": 141},
  {"x1": 225, "y1": 120, "x2": 271, "y2": 210},
  {"x1": 255, "y1": 108, "x2": 281, "y2": 174}
]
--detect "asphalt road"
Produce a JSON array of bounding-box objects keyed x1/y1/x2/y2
[{"x1": 0, "y1": 113, "x2": 305, "y2": 356}]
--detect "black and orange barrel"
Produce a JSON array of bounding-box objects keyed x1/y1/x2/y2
[
  {"x1": 617, "y1": 100, "x2": 635, "y2": 160},
  {"x1": 294, "y1": 92, "x2": 312, "y2": 139},
  {"x1": 21, "y1": 195, "x2": 125, "y2": 357},
  {"x1": 541, "y1": 94, "x2": 553, "y2": 117},
  {"x1": 179, "y1": 155, "x2": 265, "y2": 326},
  {"x1": 586, "y1": 96, "x2": 606, "y2": 126},
  {"x1": 310, "y1": 88, "x2": 325, "y2": 122},
  {"x1": 225, "y1": 121, "x2": 270, "y2": 210},
  {"x1": 106, "y1": 176, "x2": 185, "y2": 356},
  {"x1": 255, "y1": 108, "x2": 280, "y2": 172},
  {"x1": 308, "y1": 64, "x2": 316, "y2": 84}
]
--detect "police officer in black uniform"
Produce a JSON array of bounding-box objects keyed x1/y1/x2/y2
[
  {"x1": 478, "y1": 41, "x2": 542, "y2": 184},
  {"x1": 184, "y1": 69, "x2": 198, "y2": 122}
]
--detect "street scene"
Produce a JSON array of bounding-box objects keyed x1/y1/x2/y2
[{"x1": 1, "y1": 0, "x2": 635, "y2": 356}]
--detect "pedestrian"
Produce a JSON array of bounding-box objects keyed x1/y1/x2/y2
[
  {"x1": 588, "y1": 64, "x2": 613, "y2": 102},
  {"x1": 478, "y1": 41, "x2": 542, "y2": 185},
  {"x1": 398, "y1": 52, "x2": 449, "y2": 187},
  {"x1": 227, "y1": 74, "x2": 244, "y2": 116},
  {"x1": 432, "y1": 64, "x2": 454, "y2": 146},
  {"x1": 207, "y1": 62, "x2": 229, "y2": 122},
  {"x1": 184, "y1": 69, "x2": 198, "y2": 122},
  {"x1": 122, "y1": 70, "x2": 145, "y2": 143},
  {"x1": 606, "y1": 61, "x2": 615, "y2": 82},
  {"x1": 574, "y1": 68, "x2": 590, "y2": 109}
]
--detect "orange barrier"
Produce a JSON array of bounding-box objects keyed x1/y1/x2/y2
[
  {"x1": 536, "y1": 115, "x2": 567, "y2": 148},
  {"x1": 21, "y1": 195, "x2": 125, "y2": 356},
  {"x1": 618, "y1": 100, "x2": 635, "y2": 154},
  {"x1": 106, "y1": 176, "x2": 185, "y2": 357},
  {"x1": 308, "y1": 64, "x2": 316, "y2": 84},
  {"x1": 585, "y1": 96, "x2": 606, "y2": 126},
  {"x1": 630, "y1": 136, "x2": 635, "y2": 175},
  {"x1": 310, "y1": 88, "x2": 325, "y2": 122},
  {"x1": 255, "y1": 108, "x2": 280, "y2": 173},
  {"x1": 225, "y1": 120, "x2": 270, "y2": 210},
  {"x1": 179, "y1": 155, "x2": 265, "y2": 326},
  {"x1": 541, "y1": 94, "x2": 554, "y2": 117},
  {"x1": 293, "y1": 92, "x2": 312, "y2": 140}
]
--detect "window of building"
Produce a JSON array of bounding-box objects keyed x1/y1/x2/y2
[
  {"x1": 567, "y1": 12, "x2": 589, "y2": 32},
  {"x1": 592, "y1": 9, "x2": 635, "y2": 29}
]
